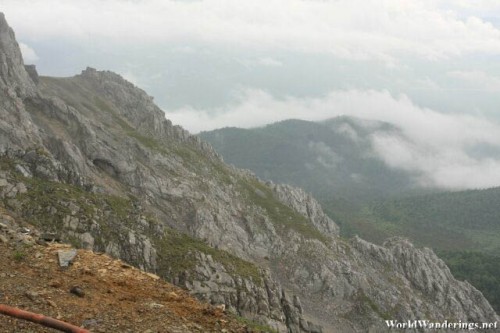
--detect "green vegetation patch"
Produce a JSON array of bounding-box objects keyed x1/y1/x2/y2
[
  {"x1": 233, "y1": 315, "x2": 278, "y2": 333},
  {"x1": 0, "y1": 155, "x2": 139, "y2": 245},
  {"x1": 13, "y1": 176, "x2": 134, "y2": 231},
  {"x1": 365, "y1": 188, "x2": 500, "y2": 246},
  {"x1": 0, "y1": 157, "x2": 16, "y2": 174},
  {"x1": 237, "y1": 178, "x2": 328, "y2": 243},
  {"x1": 13, "y1": 250, "x2": 26, "y2": 262},
  {"x1": 155, "y1": 230, "x2": 263, "y2": 286},
  {"x1": 357, "y1": 289, "x2": 392, "y2": 320},
  {"x1": 438, "y1": 250, "x2": 500, "y2": 313}
]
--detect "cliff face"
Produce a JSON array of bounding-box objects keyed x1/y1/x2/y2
[
  {"x1": 0, "y1": 13, "x2": 41, "y2": 151},
  {"x1": 0, "y1": 14, "x2": 498, "y2": 332},
  {"x1": 0, "y1": 13, "x2": 36, "y2": 97}
]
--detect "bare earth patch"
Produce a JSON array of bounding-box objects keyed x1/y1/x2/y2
[{"x1": 0, "y1": 238, "x2": 252, "y2": 332}]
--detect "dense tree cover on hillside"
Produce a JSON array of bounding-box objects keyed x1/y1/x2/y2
[
  {"x1": 361, "y1": 188, "x2": 500, "y2": 254},
  {"x1": 200, "y1": 117, "x2": 412, "y2": 204},
  {"x1": 438, "y1": 251, "x2": 500, "y2": 313},
  {"x1": 369, "y1": 188, "x2": 500, "y2": 229}
]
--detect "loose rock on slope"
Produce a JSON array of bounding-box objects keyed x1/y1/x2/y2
[{"x1": 0, "y1": 211, "x2": 257, "y2": 333}]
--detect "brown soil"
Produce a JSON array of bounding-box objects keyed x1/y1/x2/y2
[{"x1": 0, "y1": 239, "x2": 253, "y2": 333}]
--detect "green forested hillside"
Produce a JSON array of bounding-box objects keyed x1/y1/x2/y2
[
  {"x1": 438, "y1": 251, "x2": 500, "y2": 313},
  {"x1": 355, "y1": 188, "x2": 500, "y2": 254},
  {"x1": 200, "y1": 117, "x2": 412, "y2": 204}
]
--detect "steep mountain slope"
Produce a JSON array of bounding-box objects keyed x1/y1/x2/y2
[
  {"x1": 0, "y1": 209, "x2": 258, "y2": 333},
  {"x1": 0, "y1": 13, "x2": 498, "y2": 332}
]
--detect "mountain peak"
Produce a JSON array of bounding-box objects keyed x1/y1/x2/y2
[
  {"x1": 0, "y1": 12, "x2": 36, "y2": 97},
  {"x1": 79, "y1": 66, "x2": 135, "y2": 88},
  {"x1": 0, "y1": 12, "x2": 8, "y2": 32},
  {"x1": 0, "y1": 12, "x2": 42, "y2": 152}
]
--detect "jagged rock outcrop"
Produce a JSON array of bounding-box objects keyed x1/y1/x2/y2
[
  {"x1": 24, "y1": 64, "x2": 39, "y2": 84},
  {"x1": 178, "y1": 252, "x2": 290, "y2": 332},
  {"x1": 269, "y1": 182, "x2": 339, "y2": 236},
  {"x1": 0, "y1": 13, "x2": 42, "y2": 152},
  {"x1": 77, "y1": 66, "x2": 219, "y2": 157},
  {"x1": 0, "y1": 14, "x2": 498, "y2": 333},
  {"x1": 0, "y1": 13, "x2": 36, "y2": 97}
]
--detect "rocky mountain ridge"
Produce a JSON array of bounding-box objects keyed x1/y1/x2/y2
[{"x1": 0, "y1": 13, "x2": 498, "y2": 332}]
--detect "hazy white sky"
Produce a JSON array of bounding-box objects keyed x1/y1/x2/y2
[
  {"x1": 2, "y1": 0, "x2": 500, "y2": 189},
  {"x1": 4, "y1": 0, "x2": 500, "y2": 58}
]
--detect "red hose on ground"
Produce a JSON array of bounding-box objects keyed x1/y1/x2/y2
[{"x1": 0, "y1": 304, "x2": 90, "y2": 333}]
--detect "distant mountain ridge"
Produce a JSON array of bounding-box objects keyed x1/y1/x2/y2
[{"x1": 200, "y1": 116, "x2": 414, "y2": 204}]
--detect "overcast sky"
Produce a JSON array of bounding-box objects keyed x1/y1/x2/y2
[{"x1": 2, "y1": 0, "x2": 500, "y2": 189}]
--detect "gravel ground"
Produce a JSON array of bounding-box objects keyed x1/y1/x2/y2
[{"x1": 0, "y1": 212, "x2": 253, "y2": 333}]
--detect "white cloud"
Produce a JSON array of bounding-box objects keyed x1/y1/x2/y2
[
  {"x1": 255, "y1": 57, "x2": 283, "y2": 67},
  {"x1": 371, "y1": 133, "x2": 500, "y2": 189},
  {"x1": 167, "y1": 88, "x2": 500, "y2": 189},
  {"x1": 438, "y1": 0, "x2": 500, "y2": 15},
  {"x1": 19, "y1": 42, "x2": 38, "y2": 63},
  {"x1": 3, "y1": 0, "x2": 500, "y2": 62},
  {"x1": 121, "y1": 71, "x2": 141, "y2": 87},
  {"x1": 413, "y1": 77, "x2": 442, "y2": 91},
  {"x1": 337, "y1": 123, "x2": 359, "y2": 142},
  {"x1": 165, "y1": 88, "x2": 339, "y2": 132},
  {"x1": 238, "y1": 57, "x2": 283, "y2": 69},
  {"x1": 448, "y1": 70, "x2": 500, "y2": 92},
  {"x1": 308, "y1": 141, "x2": 342, "y2": 169}
]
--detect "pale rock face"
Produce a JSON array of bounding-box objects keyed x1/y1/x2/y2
[
  {"x1": 0, "y1": 13, "x2": 42, "y2": 152},
  {"x1": 0, "y1": 12, "x2": 498, "y2": 333},
  {"x1": 0, "y1": 13, "x2": 36, "y2": 97},
  {"x1": 269, "y1": 182, "x2": 339, "y2": 236}
]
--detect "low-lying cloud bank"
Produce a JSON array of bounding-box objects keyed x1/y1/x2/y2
[{"x1": 166, "y1": 89, "x2": 500, "y2": 190}]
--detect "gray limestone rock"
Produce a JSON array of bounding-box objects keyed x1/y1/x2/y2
[
  {"x1": 0, "y1": 234, "x2": 8, "y2": 244},
  {"x1": 58, "y1": 249, "x2": 77, "y2": 267},
  {"x1": 270, "y1": 182, "x2": 339, "y2": 236},
  {"x1": 0, "y1": 14, "x2": 42, "y2": 152},
  {"x1": 0, "y1": 13, "x2": 36, "y2": 97},
  {"x1": 24, "y1": 65, "x2": 39, "y2": 84}
]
